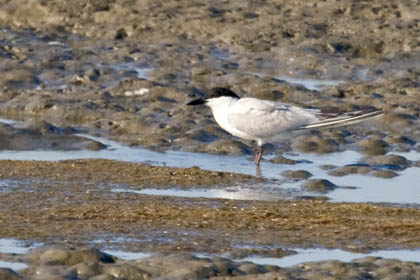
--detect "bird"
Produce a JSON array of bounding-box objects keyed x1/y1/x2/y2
[{"x1": 187, "y1": 87, "x2": 383, "y2": 165}]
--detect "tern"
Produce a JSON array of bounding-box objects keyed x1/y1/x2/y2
[{"x1": 187, "y1": 87, "x2": 383, "y2": 165}]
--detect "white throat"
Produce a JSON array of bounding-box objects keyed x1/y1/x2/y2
[{"x1": 205, "y1": 96, "x2": 248, "y2": 140}]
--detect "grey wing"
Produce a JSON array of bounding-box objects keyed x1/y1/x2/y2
[{"x1": 228, "y1": 99, "x2": 319, "y2": 139}]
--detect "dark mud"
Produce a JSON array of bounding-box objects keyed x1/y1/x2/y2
[{"x1": 0, "y1": 0, "x2": 419, "y2": 156}]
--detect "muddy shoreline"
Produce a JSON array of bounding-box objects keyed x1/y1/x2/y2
[
  {"x1": 1, "y1": 159, "x2": 420, "y2": 253},
  {"x1": 0, "y1": 159, "x2": 420, "y2": 279}
]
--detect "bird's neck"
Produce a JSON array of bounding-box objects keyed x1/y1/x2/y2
[{"x1": 206, "y1": 97, "x2": 238, "y2": 132}]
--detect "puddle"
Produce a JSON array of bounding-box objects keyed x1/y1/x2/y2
[
  {"x1": 246, "y1": 72, "x2": 344, "y2": 91},
  {"x1": 280, "y1": 151, "x2": 420, "y2": 204},
  {"x1": 111, "y1": 187, "x2": 289, "y2": 201},
  {"x1": 0, "y1": 239, "x2": 40, "y2": 271},
  {"x1": 102, "y1": 250, "x2": 151, "y2": 260},
  {"x1": 0, "y1": 118, "x2": 18, "y2": 125},
  {"x1": 0, "y1": 260, "x2": 28, "y2": 271},
  {"x1": 275, "y1": 75, "x2": 344, "y2": 91},
  {"x1": 95, "y1": 247, "x2": 420, "y2": 268},
  {"x1": 0, "y1": 133, "x2": 418, "y2": 205},
  {"x1": 112, "y1": 62, "x2": 153, "y2": 79},
  {"x1": 0, "y1": 180, "x2": 14, "y2": 192},
  {"x1": 0, "y1": 238, "x2": 42, "y2": 254},
  {"x1": 241, "y1": 248, "x2": 420, "y2": 267}
]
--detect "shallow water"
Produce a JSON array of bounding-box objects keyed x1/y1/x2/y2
[
  {"x1": 0, "y1": 238, "x2": 41, "y2": 254},
  {"x1": 102, "y1": 250, "x2": 151, "y2": 261},
  {"x1": 0, "y1": 132, "x2": 418, "y2": 205},
  {"x1": 112, "y1": 187, "x2": 289, "y2": 201},
  {"x1": 0, "y1": 260, "x2": 27, "y2": 271},
  {"x1": 0, "y1": 238, "x2": 42, "y2": 271},
  {"x1": 242, "y1": 248, "x2": 420, "y2": 267},
  {"x1": 246, "y1": 71, "x2": 345, "y2": 91},
  {"x1": 275, "y1": 75, "x2": 344, "y2": 91},
  {"x1": 100, "y1": 246, "x2": 420, "y2": 268}
]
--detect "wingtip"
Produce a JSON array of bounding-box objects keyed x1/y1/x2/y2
[{"x1": 298, "y1": 108, "x2": 384, "y2": 130}]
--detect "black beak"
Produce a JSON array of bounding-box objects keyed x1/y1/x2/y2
[{"x1": 187, "y1": 98, "x2": 205, "y2": 106}]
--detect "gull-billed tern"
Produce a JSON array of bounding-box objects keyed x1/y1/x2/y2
[{"x1": 187, "y1": 87, "x2": 383, "y2": 165}]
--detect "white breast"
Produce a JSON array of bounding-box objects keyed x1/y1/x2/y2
[{"x1": 206, "y1": 97, "x2": 256, "y2": 141}]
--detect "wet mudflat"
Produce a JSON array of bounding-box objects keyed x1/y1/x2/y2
[
  {"x1": 1, "y1": 0, "x2": 420, "y2": 278},
  {"x1": 1, "y1": 159, "x2": 420, "y2": 253},
  {"x1": 0, "y1": 159, "x2": 419, "y2": 279}
]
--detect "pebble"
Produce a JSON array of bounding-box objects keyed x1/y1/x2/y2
[
  {"x1": 302, "y1": 179, "x2": 338, "y2": 193},
  {"x1": 328, "y1": 165, "x2": 372, "y2": 177},
  {"x1": 295, "y1": 135, "x2": 340, "y2": 154},
  {"x1": 359, "y1": 138, "x2": 389, "y2": 155},
  {"x1": 370, "y1": 170, "x2": 399, "y2": 178},
  {"x1": 362, "y1": 154, "x2": 411, "y2": 171},
  {"x1": 281, "y1": 170, "x2": 313, "y2": 180}
]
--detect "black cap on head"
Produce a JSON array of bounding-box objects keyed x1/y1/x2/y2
[{"x1": 187, "y1": 87, "x2": 240, "y2": 106}]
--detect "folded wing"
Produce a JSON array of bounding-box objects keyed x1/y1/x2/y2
[{"x1": 227, "y1": 98, "x2": 320, "y2": 140}]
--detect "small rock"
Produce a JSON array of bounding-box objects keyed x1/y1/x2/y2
[
  {"x1": 295, "y1": 135, "x2": 340, "y2": 154},
  {"x1": 192, "y1": 139, "x2": 250, "y2": 156},
  {"x1": 359, "y1": 138, "x2": 389, "y2": 155},
  {"x1": 269, "y1": 155, "x2": 297, "y2": 165},
  {"x1": 319, "y1": 164, "x2": 336, "y2": 170},
  {"x1": 370, "y1": 170, "x2": 398, "y2": 178},
  {"x1": 281, "y1": 170, "x2": 313, "y2": 180},
  {"x1": 362, "y1": 154, "x2": 411, "y2": 171},
  {"x1": 384, "y1": 135, "x2": 416, "y2": 145},
  {"x1": 28, "y1": 247, "x2": 115, "y2": 266},
  {"x1": 302, "y1": 179, "x2": 338, "y2": 193},
  {"x1": 84, "y1": 140, "x2": 107, "y2": 151},
  {"x1": 328, "y1": 165, "x2": 372, "y2": 177}
]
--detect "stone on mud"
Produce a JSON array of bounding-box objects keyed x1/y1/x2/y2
[
  {"x1": 359, "y1": 138, "x2": 389, "y2": 156},
  {"x1": 281, "y1": 170, "x2": 313, "y2": 180},
  {"x1": 328, "y1": 165, "x2": 372, "y2": 177},
  {"x1": 302, "y1": 179, "x2": 338, "y2": 193},
  {"x1": 27, "y1": 247, "x2": 115, "y2": 266},
  {"x1": 295, "y1": 134, "x2": 340, "y2": 154},
  {"x1": 362, "y1": 154, "x2": 411, "y2": 171}
]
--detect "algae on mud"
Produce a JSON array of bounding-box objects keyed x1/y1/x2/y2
[{"x1": 0, "y1": 159, "x2": 419, "y2": 255}]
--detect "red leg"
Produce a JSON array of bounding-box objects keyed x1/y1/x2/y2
[{"x1": 254, "y1": 145, "x2": 264, "y2": 165}]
